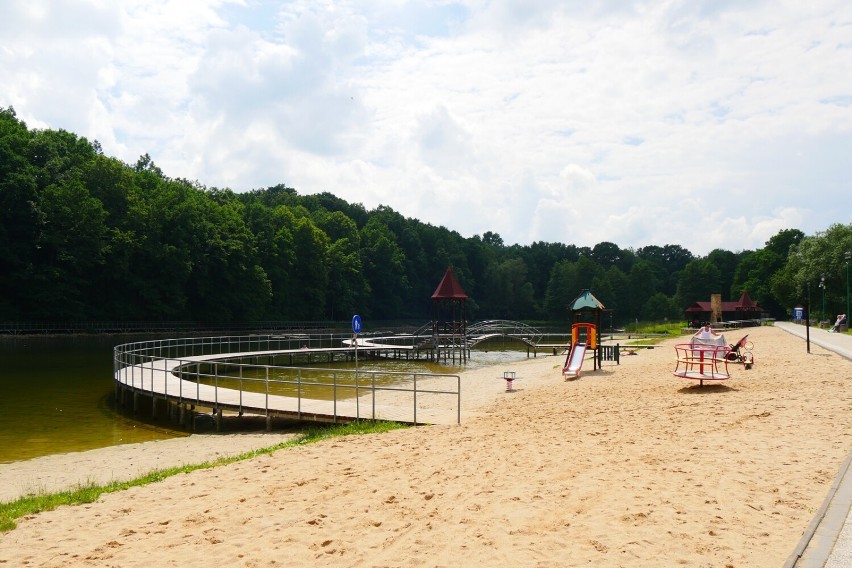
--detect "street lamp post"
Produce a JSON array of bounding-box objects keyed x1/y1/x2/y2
[
  {"x1": 845, "y1": 251, "x2": 851, "y2": 324},
  {"x1": 819, "y1": 274, "x2": 826, "y2": 324},
  {"x1": 806, "y1": 281, "x2": 811, "y2": 353}
]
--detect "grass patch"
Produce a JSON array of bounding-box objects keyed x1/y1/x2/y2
[
  {"x1": 0, "y1": 420, "x2": 409, "y2": 532},
  {"x1": 635, "y1": 322, "x2": 687, "y2": 337},
  {"x1": 614, "y1": 322, "x2": 686, "y2": 347}
]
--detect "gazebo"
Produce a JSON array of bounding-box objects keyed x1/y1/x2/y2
[{"x1": 431, "y1": 267, "x2": 469, "y2": 362}]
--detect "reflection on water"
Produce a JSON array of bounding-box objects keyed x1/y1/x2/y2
[
  {"x1": 0, "y1": 336, "x2": 529, "y2": 464},
  {"x1": 195, "y1": 348, "x2": 531, "y2": 399},
  {"x1": 0, "y1": 335, "x2": 184, "y2": 464}
]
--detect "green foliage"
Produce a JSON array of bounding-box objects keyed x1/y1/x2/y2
[
  {"x1": 0, "y1": 109, "x2": 845, "y2": 326},
  {"x1": 591, "y1": 241, "x2": 635, "y2": 273},
  {"x1": 481, "y1": 257, "x2": 536, "y2": 319},
  {"x1": 627, "y1": 261, "x2": 658, "y2": 317},
  {"x1": 675, "y1": 259, "x2": 721, "y2": 309},
  {"x1": 360, "y1": 217, "x2": 409, "y2": 318},
  {"x1": 287, "y1": 217, "x2": 331, "y2": 319},
  {"x1": 641, "y1": 292, "x2": 680, "y2": 321},
  {"x1": 765, "y1": 229, "x2": 805, "y2": 258},
  {"x1": 542, "y1": 261, "x2": 569, "y2": 317},
  {"x1": 773, "y1": 223, "x2": 852, "y2": 317},
  {"x1": 705, "y1": 248, "x2": 740, "y2": 301},
  {"x1": 27, "y1": 179, "x2": 108, "y2": 319},
  {"x1": 636, "y1": 244, "x2": 694, "y2": 296}
]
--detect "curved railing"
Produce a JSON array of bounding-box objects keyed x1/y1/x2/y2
[
  {"x1": 466, "y1": 320, "x2": 544, "y2": 347},
  {"x1": 113, "y1": 334, "x2": 462, "y2": 426}
]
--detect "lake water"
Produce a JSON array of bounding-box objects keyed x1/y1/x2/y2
[
  {"x1": 0, "y1": 334, "x2": 187, "y2": 464},
  {"x1": 0, "y1": 334, "x2": 531, "y2": 464}
]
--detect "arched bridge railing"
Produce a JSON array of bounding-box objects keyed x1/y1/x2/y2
[
  {"x1": 465, "y1": 320, "x2": 544, "y2": 348},
  {"x1": 344, "y1": 320, "x2": 545, "y2": 351}
]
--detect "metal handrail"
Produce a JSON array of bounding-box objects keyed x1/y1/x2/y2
[
  {"x1": 113, "y1": 334, "x2": 462, "y2": 425},
  {"x1": 467, "y1": 319, "x2": 544, "y2": 345}
]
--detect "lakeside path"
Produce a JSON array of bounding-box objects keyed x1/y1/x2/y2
[
  {"x1": 774, "y1": 322, "x2": 852, "y2": 568},
  {"x1": 2, "y1": 324, "x2": 852, "y2": 566}
]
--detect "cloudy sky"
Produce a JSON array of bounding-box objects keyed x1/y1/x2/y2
[{"x1": 3, "y1": 0, "x2": 851, "y2": 255}]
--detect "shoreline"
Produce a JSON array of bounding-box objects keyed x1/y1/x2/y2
[
  {"x1": 2, "y1": 325, "x2": 851, "y2": 566},
  {"x1": 0, "y1": 432, "x2": 300, "y2": 504}
]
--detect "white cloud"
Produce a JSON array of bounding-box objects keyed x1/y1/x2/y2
[
  {"x1": 2, "y1": 0, "x2": 851, "y2": 256},
  {"x1": 413, "y1": 104, "x2": 475, "y2": 175}
]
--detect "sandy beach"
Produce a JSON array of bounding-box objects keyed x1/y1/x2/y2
[{"x1": 2, "y1": 324, "x2": 851, "y2": 567}]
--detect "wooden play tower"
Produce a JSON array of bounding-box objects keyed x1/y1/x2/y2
[{"x1": 431, "y1": 267, "x2": 469, "y2": 363}]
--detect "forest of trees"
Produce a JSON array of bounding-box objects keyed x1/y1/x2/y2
[{"x1": 2, "y1": 106, "x2": 851, "y2": 326}]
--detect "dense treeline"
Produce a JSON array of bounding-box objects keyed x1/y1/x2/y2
[{"x1": 1, "y1": 107, "x2": 850, "y2": 325}]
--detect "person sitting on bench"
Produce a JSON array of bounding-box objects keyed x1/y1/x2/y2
[{"x1": 829, "y1": 314, "x2": 847, "y2": 333}]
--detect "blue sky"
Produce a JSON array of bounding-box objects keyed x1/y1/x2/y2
[{"x1": 3, "y1": 0, "x2": 851, "y2": 255}]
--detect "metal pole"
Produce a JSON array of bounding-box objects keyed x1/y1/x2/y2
[
  {"x1": 820, "y1": 274, "x2": 826, "y2": 324},
  {"x1": 845, "y1": 251, "x2": 851, "y2": 324},
  {"x1": 354, "y1": 372, "x2": 359, "y2": 421},
  {"x1": 806, "y1": 282, "x2": 811, "y2": 353},
  {"x1": 457, "y1": 375, "x2": 461, "y2": 425}
]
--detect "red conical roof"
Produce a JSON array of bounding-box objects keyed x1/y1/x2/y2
[
  {"x1": 432, "y1": 267, "x2": 468, "y2": 299},
  {"x1": 737, "y1": 291, "x2": 757, "y2": 308}
]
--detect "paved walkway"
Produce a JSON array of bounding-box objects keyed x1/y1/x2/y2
[{"x1": 775, "y1": 322, "x2": 852, "y2": 567}]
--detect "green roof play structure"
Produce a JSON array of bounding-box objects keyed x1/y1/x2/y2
[{"x1": 562, "y1": 289, "x2": 608, "y2": 379}]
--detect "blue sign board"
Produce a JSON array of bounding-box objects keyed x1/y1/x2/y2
[
  {"x1": 793, "y1": 306, "x2": 804, "y2": 321},
  {"x1": 352, "y1": 314, "x2": 362, "y2": 334}
]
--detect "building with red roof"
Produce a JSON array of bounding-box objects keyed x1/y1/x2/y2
[{"x1": 684, "y1": 291, "x2": 764, "y2": 323}]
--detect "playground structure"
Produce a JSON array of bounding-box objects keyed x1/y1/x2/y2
[
  {"x1": 499, "y1": 370, "x2": 519, "y2": 391},
  {"x1": 562, "y1": 322, "x2": 597, "y2": 379},
  {"x1": 673, "y1": 335, "x2": 732, "y2": 386},
  {"x1": 672, "y1": 333, "x2": 756, "y2": 387},
  {"x1": 673, "y1": 342, "x2": 732, "y2": 386},
  {"x1": 561, "y1": 289, "x2": 622, "y2": 379}
]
